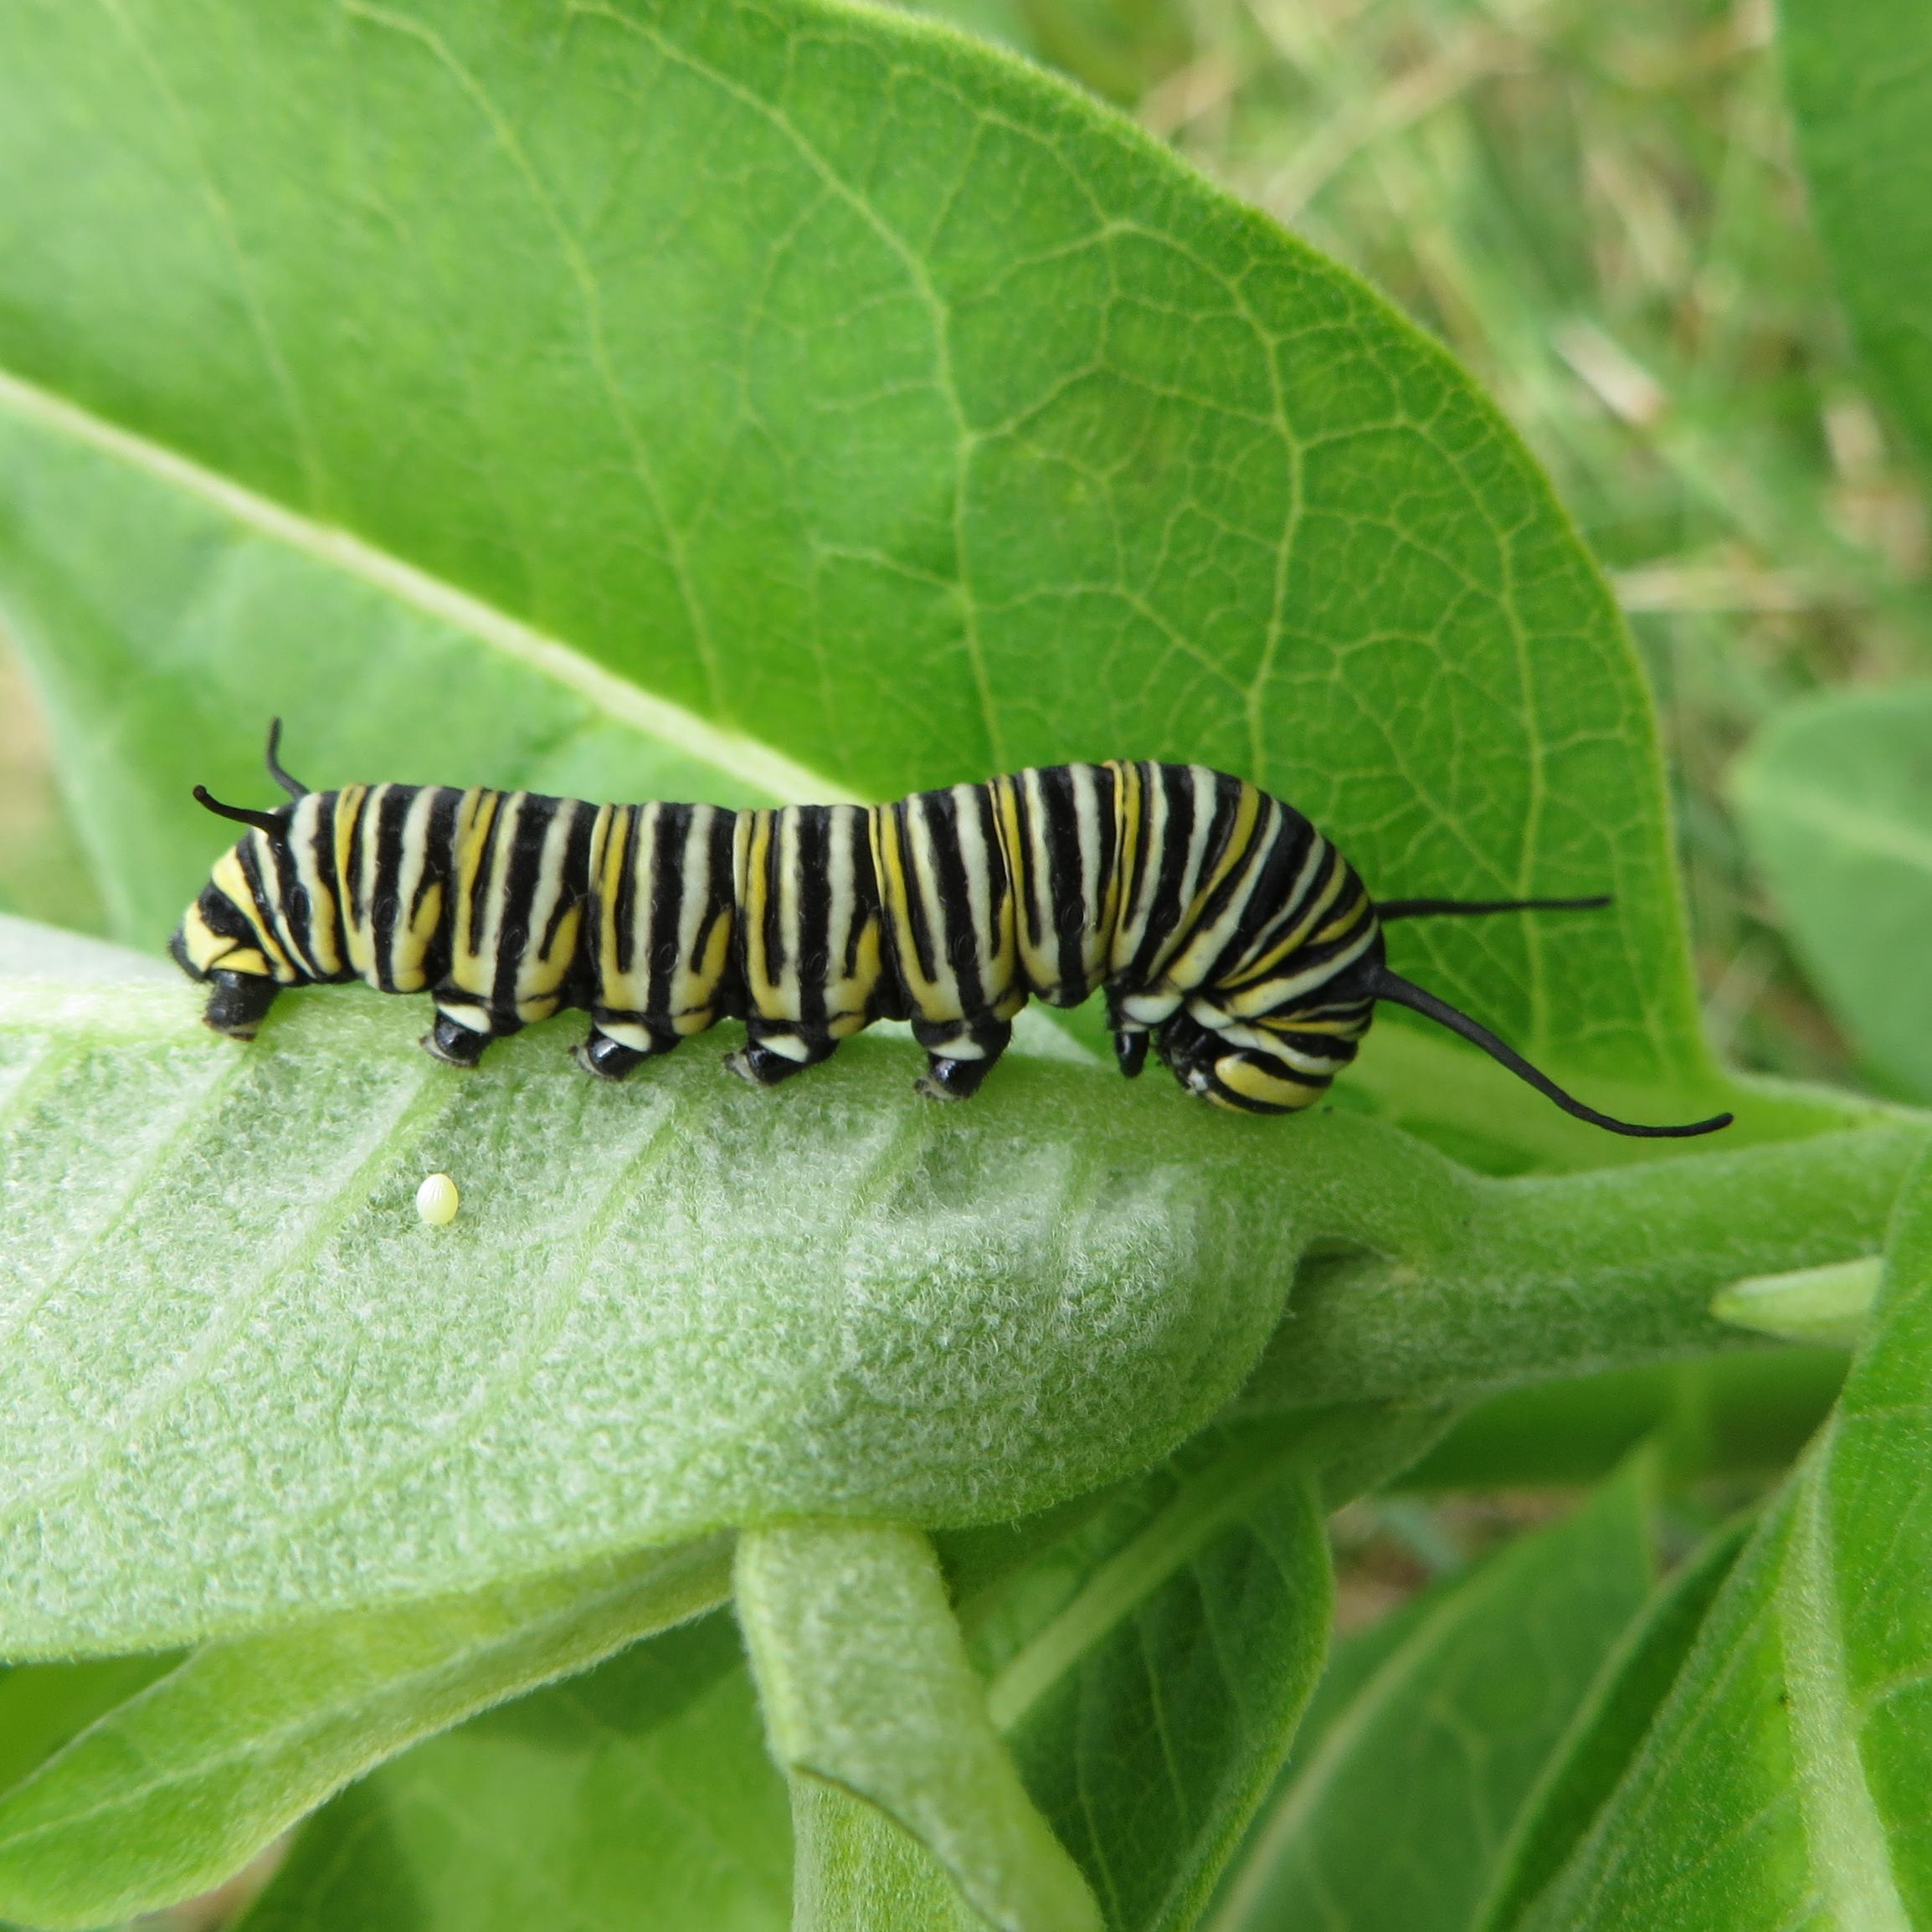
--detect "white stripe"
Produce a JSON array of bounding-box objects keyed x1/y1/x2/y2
[
  {"x1": 954, "y1": 785, "x2": 994, "y2": 971},
  {"x1": 826, "y1": 809, "x2": 857, "y2": 1011},
  {"x1": 516, "y1": 800, "x2": 578, "y2": 1001},
  {"x1": 673, "y1": 806, "x2": 715, "y2": 1010}
]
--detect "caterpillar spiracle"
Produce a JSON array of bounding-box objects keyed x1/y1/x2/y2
[{"x1": 169, "y1": 725, "x2": 1730, "y2": 1138}]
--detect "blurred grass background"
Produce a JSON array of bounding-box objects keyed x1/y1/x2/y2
[{"x1": 4, "y1": 0, "x2": 1924, "y2": 1091}]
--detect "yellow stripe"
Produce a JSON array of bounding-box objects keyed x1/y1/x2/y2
[
  {"x1": 1217, "y1": 1056, "x2": 1323, "y2": 1111},
  {"x1": 337, "y1": 784, "x2": 378, "y2": 981},
  {"x1": 212, "y1": 845, "x2": 292, "y2": 979},
  {"x1": 449, "y1": 789, "x2": 501, "y2": 994}
]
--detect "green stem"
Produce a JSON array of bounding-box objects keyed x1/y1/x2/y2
[{"x1": 1245, "y1": 1122, "x2": 1929, "y2": 1410}]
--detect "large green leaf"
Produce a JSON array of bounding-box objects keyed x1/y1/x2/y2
[
  {"x1": 1, "y1": 971, "x2": 1918, "y2": 1659},
  {"x1": 1522, "y1": 1148, "x2": 1932, "y2": 1930},
  {"x1": 234, "y1": 1610, "x2": 792, "y2": 1932},
  {"x1": 1205, "y1": 1457, "x2": 1657, "y2": 1932},
  {"x1": 1782, "y1": 0, "x2": 1932, "y2": 471},
  {"x1": 1470, "y1": 1512, "x2": 1751, "y2": 1932},
  {"x1": 0, "y1": 0, "x2": 1720, "y2": 1110},
  {"x1": 1733, "y1": 683, "x2": 1932, "y2": 1103},
  {"x1": 967, "y1": 1424, "x2": 1336, "y2": 1932},
  {"x1": 0, "y1": 1539, "x2": 727, "y2": 1929}
]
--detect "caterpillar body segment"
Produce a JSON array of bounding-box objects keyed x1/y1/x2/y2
[{"x1": 174, "y1": 733, "x2": 1733, "y2": 1137}]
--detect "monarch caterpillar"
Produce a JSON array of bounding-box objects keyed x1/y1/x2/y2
[{"x1": 170, "y1": 725, "x2": 1730, "y2": 1138}]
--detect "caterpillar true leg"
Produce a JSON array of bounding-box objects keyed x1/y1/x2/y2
[
  {"x1": 725, "y1": 1023, "x2": 840, "y2": 1088},
  {"x1": 912, "y1": 1015, "x2": 1013, "y2": 1100},
  {"x1": 422, "y1": 1003, "x2": 510, "y2": 1068},
  {"x1": 576, "y1": 1018, "x2": 681, "y2": 1082}
]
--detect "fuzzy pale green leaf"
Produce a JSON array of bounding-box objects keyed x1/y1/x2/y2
[
  {"x1": 1712, "y1": 1258, "x2": 1880, "y2": 1349},
  {"x1": 0, "y1": 1539, "x2": 727, "y2": 1929},
  {"x1": 1, "y1": 973, "x2": 1919, "y2": 1658}
]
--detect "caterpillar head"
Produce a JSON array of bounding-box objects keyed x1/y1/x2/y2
[{"x1": 171, "y1": 722, "x2": 311, "y2": 1040}]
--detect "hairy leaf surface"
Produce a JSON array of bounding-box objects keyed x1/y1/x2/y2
[{"x1": 1, "y1": 969, "x2": 1918, "y2": 1657}]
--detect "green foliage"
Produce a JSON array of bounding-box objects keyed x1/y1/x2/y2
[
  {"x1": 0, "y1": 1542, "x2": 728, "y2": 1930},
  {"x1": 235, "y1": 1611, "x2": 792, "y2": 1932},
  {"x1": 1733, "y1": 684, "x2": 1932, "y2": 1102},
  {"x1": 1209, "y1": 1457, "x2": 1657, "y2": 1932},
  {"x1": 1783, "y1": 0, "x2": 1932, "y2": 475},
  {"x1": 738, "y1": 1521, "x2": 1104, "y2": 1932},
  {"x1": 1508, "y1": 1151, "x2": 1932, "y2": 1929},
  {"x1": 0, "y1": 0, "x2": 1927, "y2": 1927}
]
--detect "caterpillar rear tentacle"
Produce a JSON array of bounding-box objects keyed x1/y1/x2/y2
[{"x1": 168, "y1": 728, "x2": 1732, "y2": 1138}]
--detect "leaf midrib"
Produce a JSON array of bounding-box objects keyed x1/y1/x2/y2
[
  {"x1": 1782, "y1": 1439, "x2": 1910, "y2": 1930},
  {"x1": 0, "y1": 364, "x2": 850, "y2": 809}
]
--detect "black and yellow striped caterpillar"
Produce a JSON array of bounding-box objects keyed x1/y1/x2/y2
[{"x1": 170, "y1": 726, "x2": 1729, "y2": 1138}]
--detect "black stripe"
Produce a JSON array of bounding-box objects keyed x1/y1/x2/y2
[
  {"x1": 263, "y1": 815, "x2": 316, "y2": 977},
  {"x1": 234, "y1": 837, "x2": 290, "y2": 979},
  {"x1": 1047, "y1": 765, "x2": 1101, "y2": 1000},
  {"x1": 344, "y1": 792, "x2": 370, "y2": 931},
  {"x1": 306, "y1": 799, "x2": 347, "y2": 979},
  {"x1": 195, "y1": 882, "x2": 260, "y2": 948},
  {"x1": 613, "y1": 805, "x2": 641, "y2": 979},
  {"x1": 839, "y1": 807, "x2": 881, "y2": 979},
  {"x1": 887, "y1": 800, "x2": 939, "y2": 989},
  {"x1": 1122, "y1": 763, "x2": 1197, "y2": 985},
  {"x1": 929, "y1": 788, "x2": 992, "y2": 1014},
  {"x1": 759, "y1": 811, "x2": 785, "y2": 983},
  {"x1": 492, "y1": 795, "x2": 560, "y2": 1011},
  {"x1": 641, "y1": 804, "x2": 685, "y2": 1013},
  {"x1": 369, "y1": 786, "x2": 415, "y2": 992},
  {"x1": 794, "y1": 808, "x2": 833, "y2": 1028},
  {"x1": 708, "y1": 808, "x2": 747, "y2": 1020},
  {"x1": 541, "y1": 799, "x2": 594, "y2": 958}
]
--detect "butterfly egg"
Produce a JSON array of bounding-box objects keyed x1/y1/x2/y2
[{"x1": 415, "y1": 1173, "x2": 460, "y2": 1226}]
